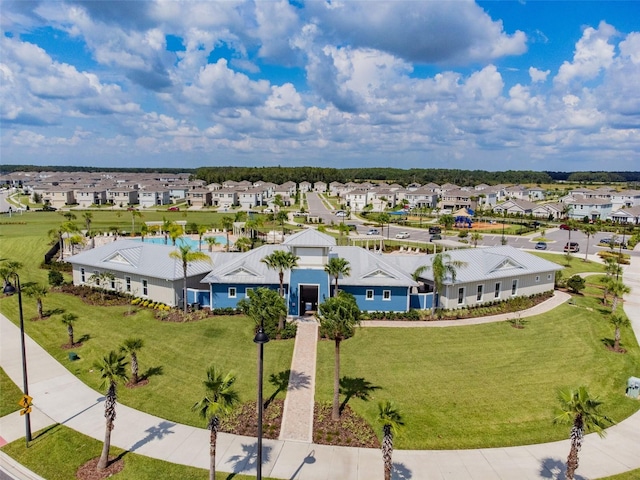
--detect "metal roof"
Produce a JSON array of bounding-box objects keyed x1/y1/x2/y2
[{"x1": 67, "y1": 240, "x2": 229, "y2": 280}]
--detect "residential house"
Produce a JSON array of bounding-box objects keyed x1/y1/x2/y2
[
  {"x1": 186, "y1": 189, "x2": 212, "y2": 207},
  {"x1": 108, "y1": 187, "x2": 139, "y2": 206},
  {"x1": 492, "y1": 199, "x2": 538, "y2": 216},
  {"x1": 609, "y1": 206, "x2": 640, "y2": 224},
  {"x1": 299, "y1": 181, "x2": 312, "y2": 193},
  {"x1": 41, "y1": 187, "x2": 76, "y2": 208},
  {"x1": 565, "y1": 197, "x2": 613, "y2": 221},
  {"x1": 611, "y1": 190, "x2": 640, "y2": 209},
  {"x1": 139, "y1": 188, "x2": 171, "y2": 208},
  {"x1": 211, "y1": 189, "x2": 238, "y2": 209},
  {"x1": 313, "y1": 181, "x2": 327, "y2": 193},
  {"x1": 76, "y1": 188, "x2": 107, "y2": 208}
]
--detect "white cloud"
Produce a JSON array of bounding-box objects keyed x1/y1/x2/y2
[
  {"x1": 555, "y1": 21, "x2": 617, "y2": 86},
  {"x1": 529, "y1": 67, "x2": 550, "y2": 83}
]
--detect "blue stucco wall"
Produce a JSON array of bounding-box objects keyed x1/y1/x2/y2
[
  {"x1": 289, "y1": 268, "x2": 331, "y2": 316},
  {"x1": 211, "y1": 283, "x2": 278, "y2": 309},
  {"x1": 342, "y1": 285, "x2": 410, "y2": 312}
]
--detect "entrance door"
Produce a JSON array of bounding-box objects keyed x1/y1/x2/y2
[{"x1": 299, "y1": 285, "x2": 319, "y2": 314}]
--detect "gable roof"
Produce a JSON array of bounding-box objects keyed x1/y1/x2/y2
[
  {"x1": 67, "y1": 240, "x2": 227, "y2": 280},
  {"x1": 283, "y1": 228, "x2": 336, "y2": 247}
]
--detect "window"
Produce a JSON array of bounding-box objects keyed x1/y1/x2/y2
[
  {"x1": 494, "y1": 282, "x2": 501, "y2": 299},
  {"x1": 125, "y1": 276, "x2": 131, "y2": 292},
  {"x1": 383, "y1": 290, "x2": 391, "y2": 301},
  {"x1": 365, "y1": 289, "x2": 374, "y2": 300},
  {"x1": 142, "y1": 279, "x2": 148, "y2": 296},
  {"x1": 80, "y1": 268, "x2": 85, "y2": 283},
  {"x1": 457, "y1": 287, "x2": 465, "y2": 305},
  {"x1": 111, "y1": 278, "x2": 116, "y2": 290},
  {"x1": 511, "y1": 279, "x2": 518, "y2": 296},
  {"x1": 476, "y1": 284, "x2": 483, "y2": 302},
  {"x1": 535, "y1": 275, "x2": 540, "y2": 283},
  {"x1": 228, "y1": 287, "x2": 237, "y2": 298},
  {"x1": 547, "y1": 274, "x2": 552, "y2": 281}
]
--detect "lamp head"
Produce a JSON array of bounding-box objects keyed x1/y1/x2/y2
[
  {"x1": 3, "y1": 282, "x2": 16, "y2": 295},
  {"x1": 253, "y1": 327, "x2": 269, "y2": 345}
]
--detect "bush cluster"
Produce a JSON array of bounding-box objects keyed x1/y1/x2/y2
[
  {"x1": 130, "y1": 297, "x2": 171, "y2": 310},
  {"x1": 363, "y1": 309, "x2": 422, "y2": 321}
]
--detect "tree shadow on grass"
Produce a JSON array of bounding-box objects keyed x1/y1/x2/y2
[
  {"x1": 76, "y1": 333, "x2": 91, "y2": 344},
  {"x1": 265, "y1": 369, "x2": 311, "y2": 410},
  {"x1": 140, "y1": 366, "x2": 163, "y2": 381},
  {"x1": 339, "y1": 376, "x2": 381, "y2": 414},
  {"x1": 44, "y1": 308, "x2": 65, "y2": 317}
]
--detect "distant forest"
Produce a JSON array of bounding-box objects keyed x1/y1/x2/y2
[{"x1": 2, "y1": 164, "x2": 639, "y2": 186}]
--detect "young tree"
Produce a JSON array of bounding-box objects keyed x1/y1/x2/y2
[
  {"x1": 60, "y1": 313, "x2": 78, "y2": 346},
  {"x1": 83, "y1": 211, "x2": 93, "y2": 233},
  {"x1": 140, "y1": 223, "x2": 149, "y2": 242},
  {"x1": 88, "y1": 271, "x2": 116, "y2": 303},
  {"x1": 554, "y1": 386, "x2": 614, "y2": 480},
  {"x1": 470, "y1": 231, "x2": 482, "y2": 248},
  {"x1": 317, "y1": 292, "x2": 361, "y2": 420},
  {"x1": 197, "y1": 225, "x2": 209, "y2": 251},
  {"x1": 193, "y1": 366, "x2": 239, "y2": 480},
  {"x1": 130, "y1": 209, "x2": 142, "y2": 234},
  {"x1": 580, "y1": 224, "x2": 597, "y2": 262},
  {"x1": 324, "y1": 257, "x2": 351, "y2": 297},
  {"x1": 234, "y1": 236, "x2": 252, "y2": 252},
  {"x1": 608, "y1": 279, "x2": 631, "y2": 314},
  {"x1": 204, "y1": 236, "x2": 218, "y2": 252},
  {"x1": 377, "y1": 401, "x2": 405, "y2": 480},
  {"x1": 21, "y1": 282, "x2": 48, "y2": 319},
  {"x1": 95, "y1": 351, "x2": 128, "y2": 471},
  {"x1": 221, "y1": 216, "x2": 234, "y2": 252},
  {"x1": 566, "y1": 275, "x2": 586, "y2": 294},
  {"x1": 120, "y1": 338, "x2": 144, "y2": 385},
  {"x1": 169, "y1": 244, "x2": 212, "y2": 313},
  {"x1": 440, "y1": 214, "x2": 455, "y2": 231},
  {"x1": 429, "y1": 253, "x2": 467, "y2": 318},
  {"x1": 609, "y1": 313, "x2": 630, "y2": 352},
  {"x1": 238, "y1": 287, "x2": 288, "y2": 339}
]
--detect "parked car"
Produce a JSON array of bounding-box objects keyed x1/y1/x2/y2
[
  {"x1": 395, "y1": 231, "x2": 410, "y2": 239},
  {"x1": 428, "y1": 226, "x2": 441, "y2": 234},
  {"x1": 564, "y1": 242, "x2": 580, "y2": 253},
  {"x1": 559, "y1": 224, "x2": 578, "y2": 231},
  {"x1": 535, "y1": 241, "x2": 548, "y2": 250},
  {"x1": 367, "y1": 229, "x2": 380, "y2": 235},
  {"x1": 336, "y1": 210, "x2": 347, "y2": 217},
  {"x1": 430, "y1": 234, "x2": 442, "y2": 241},
  {"x1": 168, "y1": 206, "x2": 180, "y2": 211}
]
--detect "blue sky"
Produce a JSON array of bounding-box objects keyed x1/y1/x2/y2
[{"x1": 1, "y1": 1, "x2": 639, "y2": 172}]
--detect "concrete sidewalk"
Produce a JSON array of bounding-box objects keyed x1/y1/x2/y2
[{"x1": 1, "y1": 250, "x2": 639, "y2": 479}]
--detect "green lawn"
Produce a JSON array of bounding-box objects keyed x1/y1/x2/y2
[
  {"x1": 597, "y1": 469, "x2": 640, "y2": 480},
  {"x1": 1, "y1": 211, "x2": 639, "y2": 453},
  {"x1": 0, "y1": 424, "x2": 272, "y2": 480},
  {"x1": 532, "y1": 251, "x2": 608, "y2": 276},
  {"x1": 0, "y1": 367, "x2": 23, "y2": 417},
  {"x1": 316, "y1": 294, "x2": 640, "y2": 449}
]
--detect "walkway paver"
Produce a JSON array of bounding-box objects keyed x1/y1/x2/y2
[
  {"x1": 1, "y1": 249, "x2": 639, "y2": 479},
  {"x1": 279, "y1": 320, "x2": 318, "y2": 443}
]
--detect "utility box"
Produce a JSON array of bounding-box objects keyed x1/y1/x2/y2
[{"x1": 626, "y1": 377, "x2": 640, "y2": 399}]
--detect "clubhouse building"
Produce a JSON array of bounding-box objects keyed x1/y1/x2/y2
[{"x1": 67, "y1": 229, "x2": 561, "y2": 314}]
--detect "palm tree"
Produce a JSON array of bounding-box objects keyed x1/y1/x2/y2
[
  {"x1": 377, "y1": 401, "x2": 404, "y2": 480},
  {"x1": 609, "y1": 313, "x2": 630, "y2": 352},
  {"x1": 221, "y1": 216, "x2": 234, "y2": 252},
  {"x1": 120, "y1": 338, "x2": 144, "y2": 384},
  {"x1": 580, "y1": 224, "x2": 597, "y2": 261},
  {"x1": 470, "y1": 231, "x2": 482, "y2": 248},
  {"x1": 234, "y1": 236, "x2": 252, "y2": 252},
  {"x1": 140, "y1": 223, "x2": 149, "y2": 242},
  {"x1": 430, "y1": 253, "x2": 467, "y2": 318},
  {"x1": 59, "y1": 221, "x2": 79, "y2": 260},
  {"x1": 169, "y1": 244, "x2": 212, "y2": 313},
  {"x1": 609, "y1": 279, "x2": 630, "y2": 314},
  {"x1": 83, "y1": 211, "x2": 93, "y2": 232},
  {"x1": 261, "y1": 250, "x2": 299, "y2": 329},
  {"x1": 317, "y1": 291, "x2": 361, "y2": 420},
  {"x1": 324, "y1": 257, "x2": 351, "y2": 297},
  {"x1": 95, "y1": 351, "x2": 128, "y2": 471},
  {"x1": 162, "y1": 217, "x2": 174, "y2": 244},
  {"x1": 197, "y1": 225, "x2": 208, "y2": 251},
  {"x1": 22, "y1": 282, "x2": 48, "y2": 319},
  {"x1": 440, "y1": 214, "x2": 455, "y2": 231},
  {"x1": 168, "y1": 223, "x2": 183, "y2": 246},
  {"x1": 130, "y1": 209, "x2": 142, "y2": 234},
  {"x1": 60, "y1": 313, "x2": 78, "y2": 346},
  {"x1": 275, "y1": 210, "x2": 288, "y2": 236},
  {"x1": 205, "y1": 236, "x2": 218, "y2": 252},
  {"x1": 192, "y1": 366, "x2": 239, "y2": 480},
  {"x1": 554, "y1": 386, "x2": 614, "y2": 480}
]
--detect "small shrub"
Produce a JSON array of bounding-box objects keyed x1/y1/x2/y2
[{"x1": 48, "y1": 270, "x2": 64, "y2": 287}]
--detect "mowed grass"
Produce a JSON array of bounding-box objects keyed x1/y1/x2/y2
[
  {"x1": 0, "y1": 225, "x2": 294, "y2": 427},
  {"x1": 532, "y1": 251, "x2": 608, "y2": 276},
  {"x1": 316, "y1": 296, "x2": 640, "y2": 449},
  {"x1": 0, "y1": 367, "x2": 23, "y2": 417},
  {"x1": 0, "y1": 424, "x2": 274, "y2": 480}
]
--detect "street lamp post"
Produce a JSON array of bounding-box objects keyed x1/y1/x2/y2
[
  {"x1": 3, "y1": 273, "x2": 32, "y2": 445},
  {"x1": 253, "y1": 318, "x2": 269, "y2": 480}
]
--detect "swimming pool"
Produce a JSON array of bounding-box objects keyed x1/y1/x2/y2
[{"x1": 142, "y1": 235, "x2": 229, "y2": 248}]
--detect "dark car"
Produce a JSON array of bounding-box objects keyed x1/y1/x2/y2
[
  {"x1": 535, "y1": 241, "x2": 547, "y2": 250},
  {"x1": 430, "y1": 234, "x2": 442, "y2": 242},
  {"x1": 428, "y1": 226, "x2": 442, "y2": 234},
  {"x1": 564, "y1": 242, "x2": 580, "y2": 253}
]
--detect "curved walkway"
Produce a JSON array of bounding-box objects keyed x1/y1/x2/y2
[{"x1": 2, "y1": 256, "x2": 640, "y2": 479}]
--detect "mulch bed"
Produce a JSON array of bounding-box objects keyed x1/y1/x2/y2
[
  {"x1": 60, "y1": 342, "x2": 83, "y2": 350},
  {"x1": 222, "y1": 400, "x2": 284, "y2": 439},
  {"x1": 76, "y1": 457, "x2": 124, "y2": 480},
  {"x1": 313, "y1": 403, "x2": 380, "y2": 448},
  {"x1": 606, "y1": 345, "x2": 627, "y2": 354},
  {"x1": 126, "y1": 378, "x2": 150, "y2": 389}
]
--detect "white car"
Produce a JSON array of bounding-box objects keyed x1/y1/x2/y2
[
  {"x1": 336, "y1": 211, "x2": 347, "y2": 217},
  {"x1": 367, "y1": 229, "x2": 380, "y2": 235},
  {"x1": 395, "y1": 231, "x2": 410, "y2": 239}
]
